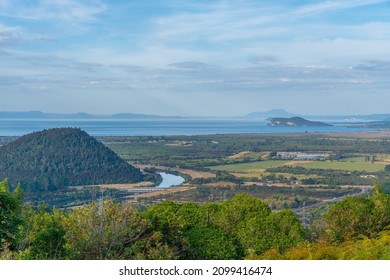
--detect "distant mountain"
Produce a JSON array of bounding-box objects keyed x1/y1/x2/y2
[
  {"x1": 0, "y1": 128, "x2": 143, "y2": 193},
  {"x1": 245, "y1": 109, "x2": 295, "y2": 120},
  {"x1": 0, "y1": 111, "x2": 96, "y2": 119},
  {"x1": 0, "y1": 111, "x2": 182, "y2": 120},
  {"x1": 268, "y1": 117, "x2": 332, "y2": 127}
]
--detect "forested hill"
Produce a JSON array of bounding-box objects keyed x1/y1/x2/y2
[{"x1": 0, "y1": 128, "x2": 143, "y2": 192}]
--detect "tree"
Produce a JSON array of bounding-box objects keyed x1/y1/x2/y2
[
  {"x1": 266, "y1": 210, "x2": 305, "y2": 254},
  {"x1": 63, "y1": 200, "x2": 149, "y2": 260},
  {"x1": 324, "y1": 197, "x2": 376, "y2": 243},
  {"x1": 212, "y1": 193, "x2": 271, "y2": 235},
  {"x1": 16, "y1": 206, "x2": 66, "y2": 260},
  {"x1": 324, "y1": 182, "x2": 390, "y2": 244},
  {"x1": 184, "y1": 226, "x2": 242, "y2": 259},
  {"x1": 371, "y1": 181, "x2": 390, "y2": 232},
  {"x1": 144, "y1": 201, "x2": 204, "y2": 258},
  {"x1": 0, "y1": 180, "x2": 23, "y2": 251},
  {"x1": 238, "y1": 209, "x2": 305, "y2": 256}
]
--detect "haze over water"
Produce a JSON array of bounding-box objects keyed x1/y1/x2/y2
[{"x1": 0, "y1": 119, "x2": 375, "y2": 137}]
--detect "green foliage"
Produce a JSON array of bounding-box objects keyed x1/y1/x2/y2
[
  {"x1": 0, "y1": 180, "x2": 23, "y2": 250},
  {"x1": 324, "y1": 183, "x2": 390, "y2": 243},
  {"x1": 1, "y1": 183, "x2": 389, "y2": 260},
  {"x1": 184, "y1": 226, "x2": 241, "y2": 260},
  {"x1": 214, "y1": 193, "x2": 271, "y2": 234},
  {"x1": 266, "y1": 210, "x2": 306, "y2": 253},
  {"x1": 257, "y1": 229, "x2": 390, "y2": 260},
  {"x1": 372, "y1": 181, "x2": 390, "y2": 231},
  {"x1": 237, "y1": 209, "x2": 305, "y2": 256},
  {"x1": 324, "y1": 196, "x2": 377, "y2": 242},
  {"x1": 144, "y1": 201, "x2": 203, "y2": 257},
  {"x1": 144, "y1": 194, "x2": 305, "y2": 258},
  {"x1": 16, "y1": 206, "x2": 66, "y2": 260},
  {"x1": 63, "y1": 200, "x2": 149, "y2": 260},
  {"x1": 123, "y1": 231, "x2": 175, "y2": 260}
]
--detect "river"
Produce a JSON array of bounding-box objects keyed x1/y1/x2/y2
[{"x1": 156, "y1": 172, "x2": 185, "y2": 188}]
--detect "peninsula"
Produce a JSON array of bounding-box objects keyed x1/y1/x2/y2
[{"x1": 268, "y1": 117, "x2": 332, "y2": 127}]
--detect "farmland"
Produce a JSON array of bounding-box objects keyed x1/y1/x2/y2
[
  {"x1": 209, "y1": 160, "x2": 289, "y2": 172},
  {"x1": 210, "y1": 158, "x2": 387, "y2": 173},
  {"x1": 300, "y1": 160, "x2": 386, "y2": 172},
  {"x1": 101, "y1": 131, "x2": 390, "y2": 221}
]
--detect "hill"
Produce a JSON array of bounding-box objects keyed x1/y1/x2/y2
[
  {"x1": 268, "y1": 117, "x2": 332, "y2": 127},
  {"x1": 0, "y1": 128, "x2": 143, "y2": 192}
]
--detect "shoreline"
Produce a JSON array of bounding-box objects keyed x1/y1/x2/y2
[
  {"x1": 2, "y1": 129, "x2": 389, "y2": 138},
  {"x1": 0, "y1": 119, "x2": 384, "y2": 137}
]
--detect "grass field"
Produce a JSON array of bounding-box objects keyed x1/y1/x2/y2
[
  {"x1": 300, "y1": 161, "x2": 386, "y2": 172},
  {"x1": 210, "y1": 158, "x2": 386, "y2": 173},
  {"x1": 227, "y1": 151, "x2": 268, "y2": 160},
  {"x1": 209, "y1": 160, "x2": 289, "y2": 173}
]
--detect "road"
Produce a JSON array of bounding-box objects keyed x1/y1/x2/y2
[{"x1": 293, "y1": 185, "x2": 372, "y2": 213}]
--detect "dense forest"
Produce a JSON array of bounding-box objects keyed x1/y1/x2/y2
[
  {"x1": 1, "y1": 180, "x2": 388, "y2": 260},
  {"x1": 0, "y1": 128, "x2": 144, "y2": 193}
]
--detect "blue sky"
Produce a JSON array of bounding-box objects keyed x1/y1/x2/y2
[{"x1": 1, "y1": 0, "x2": 390, "y2": 116}]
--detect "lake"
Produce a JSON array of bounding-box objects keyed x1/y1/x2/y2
[{"x1": 0, "y1": 118, "x2": 377, "y2": 136}]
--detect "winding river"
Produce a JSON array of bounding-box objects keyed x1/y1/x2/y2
[{"x1": 156, "y1": 172, "x2": 185, "y2": 188}]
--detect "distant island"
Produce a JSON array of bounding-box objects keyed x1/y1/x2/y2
[{"x1": 268, "y1": 117, "x2": 332, "y2": 127}]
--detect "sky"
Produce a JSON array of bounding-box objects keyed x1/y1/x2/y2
[{"x1": 0, "y1": 0, "x2": 390, "y2": 116}]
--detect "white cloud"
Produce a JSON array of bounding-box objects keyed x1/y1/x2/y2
[
  {"x1": 0, "y1": 0, "x2": 106, "y2": 22},
  {"x1": 293, "y1": 0, "x2": 389, "y2": 17},
  {"x1": 248, "y1": 56, "x2": 279, "y2": 64},
  {"x1": 0, "y1": 24, "x2": 21, "y2": 44},
  {"x1": 152, "y1": 0, "x2": 389, "y2": 44},
  {"x1": 147, "y1": 0, "x2": 390, "y2": 66},
  {"x1": 153, "y1": 2, "x2": 279, "y2": 42},
  {"x1": 1, "y1": 1, "x2": 390, "y2": 115}
]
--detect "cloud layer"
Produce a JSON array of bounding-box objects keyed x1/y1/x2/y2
[{"x1": 0, "y1": 0, "x2": 389, "y2": 115}]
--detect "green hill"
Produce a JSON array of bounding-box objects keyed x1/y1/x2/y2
[{"x1": 0, "y1": 128, "x2": 143, "y2": 193}]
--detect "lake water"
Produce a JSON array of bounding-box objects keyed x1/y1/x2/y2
[
  {"x1": 156, "y1": 172, "x2": 185, "y2": 188},
  {"x1": 0, "y1": 119, "x2": 377, "y2": 136}
]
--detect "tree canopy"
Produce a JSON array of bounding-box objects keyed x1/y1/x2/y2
[{"x1": 1, "y1": 182, "x2": 389, "y2": 260}]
